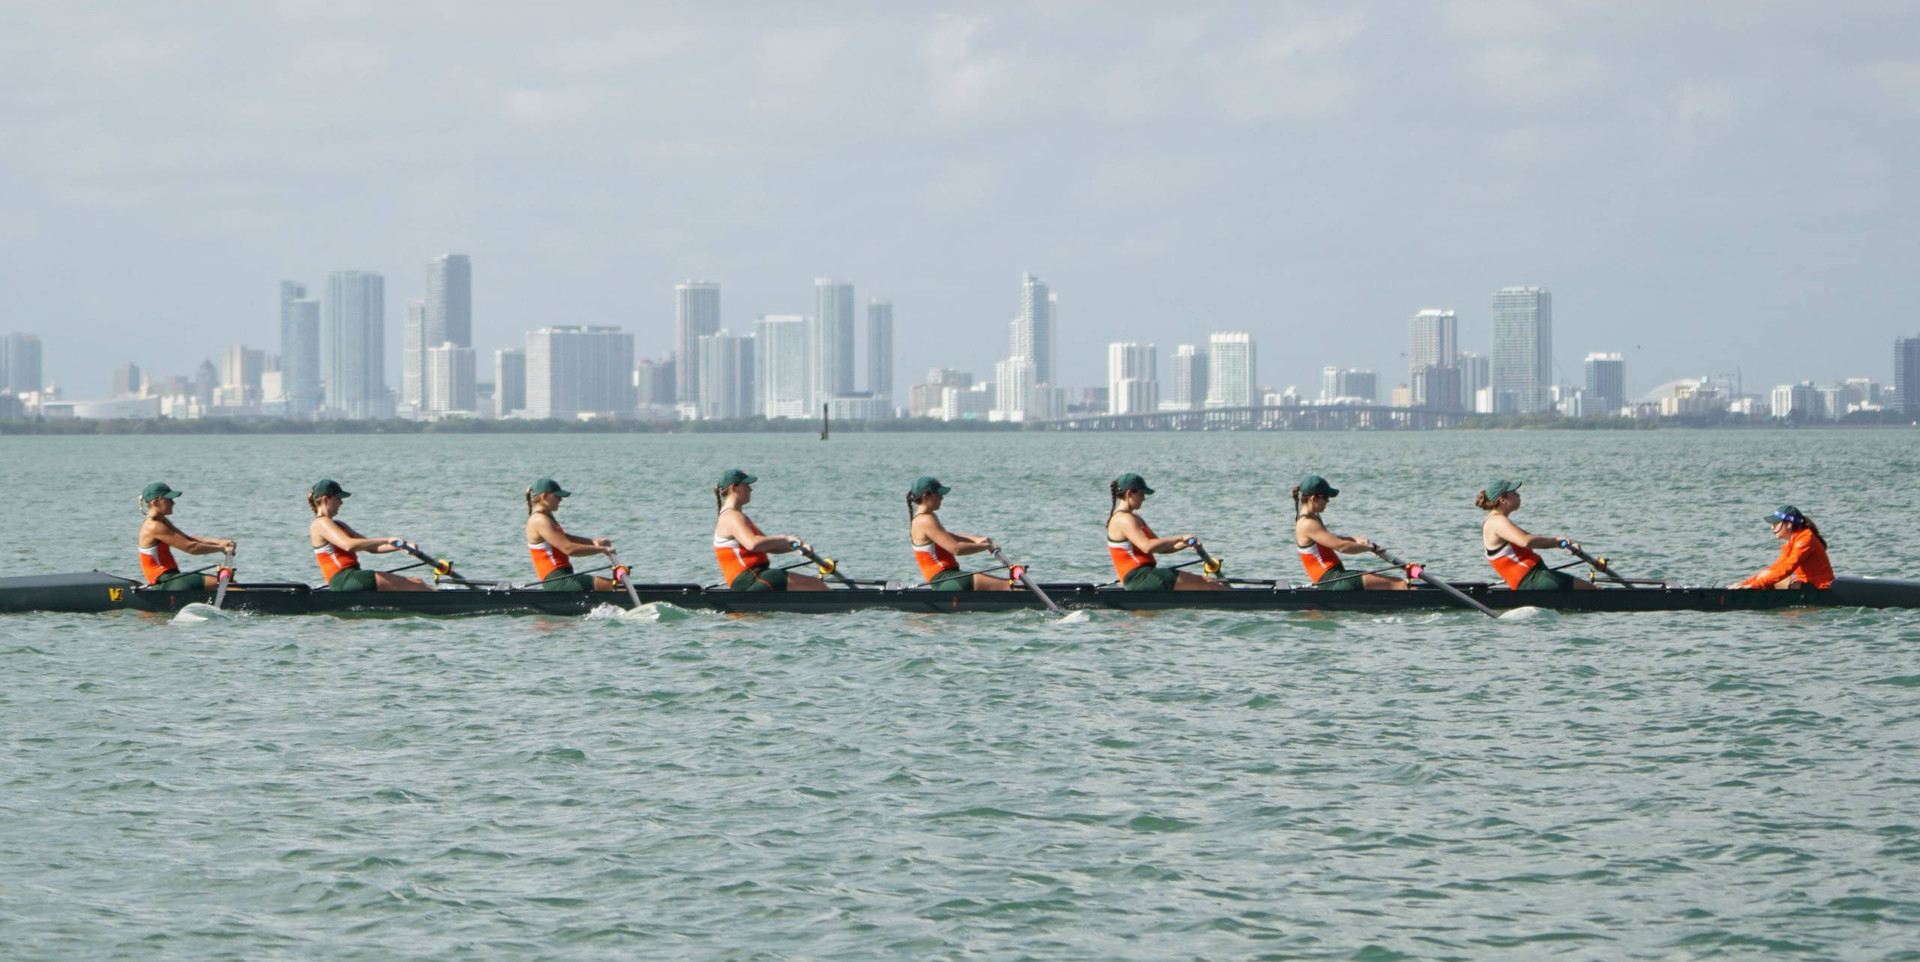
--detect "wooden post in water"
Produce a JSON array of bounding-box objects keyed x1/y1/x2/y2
[{"x1": 820, "y1": 403, "x2": 829, "y2": 440}]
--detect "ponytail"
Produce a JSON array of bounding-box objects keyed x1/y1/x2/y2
[
  {"x1": 907, "y1": 491, "x2": 919, "y2": 522},
  {"x1": 1291, "y1": 486, "x2": 1303, "y2": 519},
  {"x1": 525, "y1": 489, "x2": 536, "y2": 516},
  {"x1": 714, "y1": 485, "x2": 726, "y2": 514},
  {"x1": 1474, "y1": 491, "x2": 1497, "y2": 510},
  {"x1": 306, "y1": 492, "x2": 323, "y2": 515},
  {"x1": 1107, "y1": 480, "x2": 1121, "y2": 520},
  {"x1": 1785, "y1": 512, "x2": 1829, "y2": 549}
]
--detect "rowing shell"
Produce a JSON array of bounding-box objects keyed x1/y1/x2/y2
[{"x1": 2, "y1": 571, "x2": 1916, "y2": 616}]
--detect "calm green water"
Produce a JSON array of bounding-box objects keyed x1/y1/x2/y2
[{"x1": 3, "y1": 430, "x2": 1919, "y2": 960}]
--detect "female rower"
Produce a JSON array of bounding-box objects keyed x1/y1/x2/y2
[
  {"x1": 525, "y1": 478, "x2": 620, "y2": 591},
  {"x1": 306, "y1": 479, "x2": 431, "y2": 592},
  {"x1": 712, "y1": 469, "x2": 827, "y2": 591},
  {"x1": 1731, "y1": 505, "x2": 1834, "y2": 590},
  {"x1": 1477, "y1": 479, "x2": 1595, "y2": 591},
  {"x1": 137, "y1": 481, "x2": 236, "y2": 591},
  {"x1": 1292, "y1": 475, "x2": 1408, "y2": 590},
  {"x1": 1106, "y1": 473, "x2": 1225, "y2": 591},
  {"x1": 908, "y1": 476, "x2": 1016, "y2": 591}
]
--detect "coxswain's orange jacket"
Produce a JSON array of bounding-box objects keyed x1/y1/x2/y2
[{"x1": 1738, "y1": 528, "x2": 1834, "y2": 589}]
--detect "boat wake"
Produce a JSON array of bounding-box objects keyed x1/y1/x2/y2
[
  {"x1": 586, "y1": 602, "x2": 697, "y2": 623},
  {"x1": 171, "y1": 603, "x2": 237, "y2": 624},
  {"x1": 1497, "y1": 606, "x2": 1555, "y2": 623}
]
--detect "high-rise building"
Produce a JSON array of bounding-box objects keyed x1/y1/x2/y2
[
  {"x1": 1896, "y1": 334, "x2": 1920, "y2": 414},
  {"x1": 674, "y1": 281, "x2": 720, "y2": 404},
  {"x1": 426, "y1": 343, "x2": 476, "y2": 414},
  {"x1": 1167, "y1": 345, "x2": 1207, "y2": 410},
  {"x1": 426, "y1": 254, "x2": 471, "y2": 347},
  {"x1": 1409, "y1": 309, "x2": 1459, "y2": 406},
  {"x1": 867, "y1": 299, "x2": 893, "y2": 405},
  {"x1": 1322, "y1": 368, "x2": 1377, "y2": 402},
  {"x1": 1771, "y1": 382, "x2": 1819, "y2": 421},
  {"x1": 323, "y1": 271, "x2": 386, "y2": 419},
  {"x1": 402, "y1": 298, "x2": 428, "y2": 412},
  {"x1": 755, "y1": 314, "x2": 810, "y2": 419},
  {"x1": 1107, "y1": 342, "x2": 1158, "y2": 414},
  {"x1": 1012, "y1": 273, "x2": 1056, "y2": 386},
  {"x1": 698, "y1": 329, "x2": 756, "y2": 420},
  {"x1": 525, "y1": 325, "x2": 634, "y2": 420},
  {"x1": 812, "y1": 279, "x2": 855, "y2": 404},
  {"x1": 994, "y1": 356, "x2": 1039, "y2": 420},
  {"x1": 1412, "y1": 365, "x2": 1463, "y2": 412},
  {"x1": 1490, "y1": 286, "x2": 1552, "y2": 414},
  {"x1": 494, "y1": 348, "x2": 526, "y2": 416},
  {"x1": 111, "y1": 362, "x2": 143, "y2": 398},
  {"x1": 220, "y1": 345, "x2": 266, "y2": 404},
  {"x1": 1584, "y1": 352, "x2": 1626, "y2": 417},
  {"x1": 633, "y1": 357, "x2": 675, "y2": 407},
  {"x1": 1459, "y1": 352, "x2": 1490, "y2": 412},
  {"x1": 1320, "y1": 366, "x2": 1340, "y2": 402},
  {"x1": 3, "y1": 333, "x2": 43, "y2": 395},
  {"x1": 193, "y1": 359, "x2": 217, "y2": 406},
  {"x1": 1205, "y1": 332, "x2": 1256, "y2": 408},
  {"x1": 279, "y1": 281, "x2": 321, "y2": 416}
]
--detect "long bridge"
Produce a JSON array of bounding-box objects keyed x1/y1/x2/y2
[{"x1": 1038, "y1": 403, "x2": 1469, "y2": 431}]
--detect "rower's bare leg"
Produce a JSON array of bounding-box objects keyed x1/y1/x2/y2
[
  {"x1": 1174, "y1": 571, "x2": 1227, "y2": 591},
  {"x1": 1362, "y1": 573, "x2": 1410, "y2": 590},
  {"x1": 1572, "y1": 578, "x2": 1598, "y2": 590},
  {"x1": 974, "y1": 573, "x2": 1016, "y2": 591},
  {"x1": 1772, "y1": 578, "x2": 1800, "y2": 590},
  {"x1": 788, "y1": 572, "x2": 830, "y2": 591},
  {"x1": 376, "y1": 571, "x2": 433, "y2": 591},
  {"x1": 201, "y1": 574, "x2": 222, "y2": 590}
]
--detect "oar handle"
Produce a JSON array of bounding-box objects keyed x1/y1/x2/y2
[
  {"x1": 989, "y1": 545, "x2": 1063, "y2": 614},
  {"x1": 1370, "y1": 545, "x2": 1500, "y2": 619},
  {"x1": 606, "y1": 548, "x2": 642, "y2": 607},
  {"x1": 789, "y1": 540, "x2": 856, "y2": 587},
  {"x1": 392, "y1": 540, "x2": 465, "y2": 584},
  {"x1": 1183, "y1": 538, "x2": 1223, "y2": 578},
  {"x1": 1558, "y1": 540, "x2": 1638, "y2": 588}
]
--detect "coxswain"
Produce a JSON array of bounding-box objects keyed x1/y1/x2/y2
[
  {"x1": 712, "y1": 469, "x2": 827, "y2": 591},
  {"x1": 1477, "y1": 479, "x2": 1595, "y2": 590},
  {"x1": 137, "y1": 481, "x2": 236, "y2": 591},
  {"x1": 1731, "y1": 505, "x2": 1834, "y2": 589},
  {"x1": 1292, "y1": 475, "x2": 1408, "y2": 590},
  {"x1": 306, "y1": 479, "x2": 431, "y2": 592},
  {"x1": 1105, "y1": 473, "x2": 1225, "y2": 591},
  {"x1": 908, "y1": 476, "x2": 1016, "y2": 591},
  {"x1": 525, "y1": 478, "x2": 621, "y2": 590}
]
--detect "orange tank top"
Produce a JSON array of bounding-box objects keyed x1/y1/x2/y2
[
  {"x1": 1486, "y1": 539, "x2": 1541, "y2": 589},
  {"x1": 139, "y1": 542, "x2": 179, "y2": 585},
  {"x1": 913, "y1": 534, "x2": 959, "y2": 580},
  {"x1": 714, "y1": 511, "x2": 771, "y2": 582},
  {"x1": 528, "y1": 540, "x2": 572, "y2": 579},
  {"x1": 314, "y1": 542, "x2": 361, "y2": 581},
  {"x1": 1297, "y1": 539, "x2": 1344, "y2": 583},
  {"x1": 1108, "y1": 516, "x2": 1158, "y2": 579}
]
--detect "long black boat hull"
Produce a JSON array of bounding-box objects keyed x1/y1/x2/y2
[{"x1": 2, "y1": 571, "x2": 1917, "y2": 616}]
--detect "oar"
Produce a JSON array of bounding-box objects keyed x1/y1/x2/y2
[
  {"x1": 392, "y1": 540, "x2": 470, "y2": 588},
  {"x1": 790, "y1": 540, "x2": 859, "y2": 588},
  {"x1": 989, "y1": 544, "x2": 1063, "y2": 614},
  {"x1": 606, "y1": 548, "x2": 642, "y2": 608},
  {"x1": 1559, "y1": 540, "x2": 1639, "y2": 588},
  {"x1": 1184, "y1": 538, "x2": 1224, "y2": 581},
  {"x1": 1371, "y1": 546, "x2": 1499, "y2": 619},
  {"x1": 212, "y1": 547, "x2": 236, "y2": 610}
]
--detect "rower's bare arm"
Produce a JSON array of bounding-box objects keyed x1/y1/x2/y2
[
  {"x1": 1301, "y1": 518, "x2": 1369, "y2": 554},
  {"x1": 919, "y1": 516, "x2": 986, "y2": 556},
  {"x1": 1151, "y1": 535, "x2": 1199, "y2": 554},
  {"x1": 1486, "y1": 514, "x2": 1558, "y2": 550},
  {"x1": 316, "y1": 517, "x2": 393, "y2": 553}
]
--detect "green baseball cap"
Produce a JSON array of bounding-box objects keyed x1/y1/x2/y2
[
  {"x1": 140, "y1": 482, "x2": 183, "y2": 503},
  {"x1": 1298, "y1": 475, "x2": 1339, "y2": 498},
  {"x1": 530, "y1": 478, "x2": 571, "y2": 498},
  {"x1": 1766, "y1": 504, "x2": 1804, "y2": 524},
  {"x1": 910, "y1": 476, "x2": 952, "y2": 497},
  {"x1": 717, "y1": 468, "x2": 757, "y2": 488},
  {"x1": 1484, "y1": 479, "x2": 1522, "y2": 501},
  {"x1": 1114, "y1": 473, "x2": 1154, "y2": 495},
  {"x1": 310, "y1": 479, "x2": 352, "y2": 499}
]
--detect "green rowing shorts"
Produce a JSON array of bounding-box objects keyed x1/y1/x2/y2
[
  {"x1": 1311, "y1": 567, "x2": 1366, "y2": 591},
  {"x1": 930, "y1": 569, "x2": 972, "y2": 592},
  {"x1": 730, "y1": 566, "x2": 789, "y2": 591},
  {"x1": 328, "y1": 568, "x2": 380, "y2": 592},
  {"x1": 145, "y1": 572, "x2": 204, "y2": 592},
  {"x1": 539, "y1": 571, "x2": 599, "y2": 591},
  {"x1": 1516, "y1": 566, "x2": 1578, "y2": 590},
  {"x1": 1121, "y1": 566, "x2": 1179, "y2": 591}
]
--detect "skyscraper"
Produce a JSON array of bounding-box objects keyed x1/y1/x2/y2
[
  {"x1": 1413, "y1": 365, "x2": 1463, "y2": 412},
  {"x1": 994, "y1": 356, "x2": 1039, "y2": 419},
  {"x1": 323, "y1": 271, "x2": 386, "y2": 419},
  {"x1": 494, "y1": 348, "x2": 526, "y2": 416},
  {"x1": 1205, "y1": 332, "x2": 1256, "y2": 408},
  {"x1": 1409, "y1": 308, "x2": 1459, "y2": 406},
  {"x1": 1167, "y1": 345, "x2": 1207, "y2": 410},
  {"x1": 1458, "y1": 352, "x2": 1490, "y2": 412},
  {"x1": 755, "y1": 314, "x2": 810, "y2": 419},
  {"x1": 1107, "y1": 342, "x2": 1158, "y2": 414},
  {"x1": 1012, "y1": 273, "x2": 1056, "y2": 386},
  {"x1": 1490, "y1": 286, "x2": 1552, "y2": 414},
  {"x1": 426, "y1": 343, "x2": 477, "y2": 414},
  {"x1": 525, "y1": 326, "x2": 634, "y2": 420},
  {"x1": 674, "y1": 281, "x2": 720, "y2": 404},
  {"x1": 1896, "y1": 334, "x2": 1920, "y2": 414},
  {"x1": 4, "y1": 333, "x2": 43, "y2": 395},
  {"x1": 698, "y1": 329, "x2": 756, "y2": 420},
  {"x1": 402, "y1": 298, "x2": 428, "y2": 412},
  {"x1": 1584, "y1": 352, "x2": 1626, "y2": 416},
  {"x1": 111, "y1": 362, "x2": 143, "y2": 398},
  {"x1": 867, "y1": 299, "x2": 894, "y2": 405},
  {"x1": 426, "y1": 254, "x2": 471, "y2": 347},
  {"x1": 220, "y1": 345, "x2": 266, "y2": 404},
  {"x1": 812, "y1": 279, "x2": 855, "y2": 404},
  {"x1": 279, "y1": 281, "x2": 321, "y2": 416}
]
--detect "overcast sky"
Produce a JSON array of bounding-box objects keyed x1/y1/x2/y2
[{"x1": 4, "y1": 1, "x2": 1917, "y2": 399}]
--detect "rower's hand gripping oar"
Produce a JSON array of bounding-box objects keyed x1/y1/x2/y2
[
  {"x1": 606, "y1": 548, "x2": 642, "y2": 608},
  {"x1": 988, "y1": 544, "x2": 1063, "y2": 614},
  {"x1": 1559, "y1": 540, "x2": 1638, "y2": 588},
  {"x1": 1184, "y1": 538, "x2": 1223, "y2": 581},
  {"x1": 790, "y1": 541, "x2": 859, "y2": 588},
  {"x1": 1370, "y1": 546, "x2": 1500, "y2": 619},
  {"x1": 391, "y1": 540, "x2": 468, "y2": 587},
  {"x1": 212, "y1": 546, "x2": 236, "y2": 610}
]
